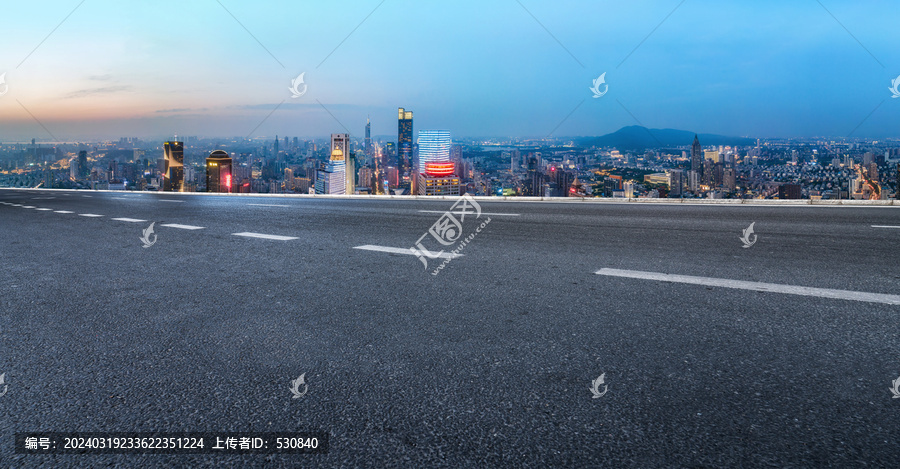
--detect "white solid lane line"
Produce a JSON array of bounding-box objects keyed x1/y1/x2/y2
[
  {"x1": 54, "y1": 210, "x2": 74, "y2": 214},
  {"x1": 418, "y1": 210, "x2": 520, "y2": 216},
  {"x1": 79, "y1": 214, "x2": 104, "y2": 217},
  {"x1": 160, "y1": 224, "x2": 205, "y2": 230},
  {"x1": 34, "y1": 208, "x2": 52, "y2": 211},
  {"x1": 595, "y1": 268, "x2": 900, "y2": 306},
  {"x1": 872, "y1": 225, "x2": 900, "y2": 229},
  {"x1": 353, "y1": 244, "x2": 462, "y2": 259},
  {"x1": 232, "y1": 232, "x2": 298, "y2": 241},
  {"x1": 159, "y1": 199, "x2": 183, "y2": 203},
  {"x1": 22, "y1": 205, "x2": 35, "y2": 208},
  {"x1": 112, "y1": 218, "x2": 148, "y2": 223},
  {"x1": 248, "y1": 203, "x2": 290, "y2": 207}
]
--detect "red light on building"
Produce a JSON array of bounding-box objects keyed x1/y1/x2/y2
[
  {"x1": 424, "y1": 162, "x2": 455, "y2": 177},
  {"x1": 225, "y1": 174, "x2": 232, "y2": 192}
]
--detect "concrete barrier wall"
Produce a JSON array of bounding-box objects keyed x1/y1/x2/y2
[{"x1": 2, "y1": 187, "x2": 896, "y2": 206}]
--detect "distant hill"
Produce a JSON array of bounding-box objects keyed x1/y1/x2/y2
[{"x1": 580, "y1": 126, "x2": 755, "y2": 150}]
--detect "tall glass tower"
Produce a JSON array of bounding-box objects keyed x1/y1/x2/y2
[
  {"x1": 417, "y1": 130, "x2": 451, "y2": 174},
  {"x1": 163, "y1": 141, "x2": 184, "y2": 192},
  {"x1": 398, "y1": 108, "x2": 413, "y2": 176}
]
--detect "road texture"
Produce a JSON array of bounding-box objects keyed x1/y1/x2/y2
[{"x1": 1, "y1": 188, "x2": 899, "y2": 467}]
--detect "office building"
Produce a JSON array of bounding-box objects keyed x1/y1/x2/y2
[
  {"x1": 416, "y1": 130, "x2": 456, "y2": 195},
  {"x1": 331, "y1": 133, "x2": 353, "y2": 194},
  {"x1": 365, "y1": 118, "x2": 372, "y2": 160},
  {"x1": 691, "y1": 135, "x2": 702, "y2": 174},
  {"x1": 778, "y1": 183, "x2": 802, "y2": 199},
  {"x1": 316, "y1": 146, "x2": 347, "y2": 195},
  {"x1": 417, "y1": 173, "x2": 460, "y2": 196},
  {"x1": 163, "y1": 141, "x2": 184, "y2": 192},
  {"x1": 206, "y1": 150, "x2": 233, "y2": 193},
  {"x1": 417, "y1": 130, "x2": 451, "y2": 174},
  {"x1": 398, "y1": 107, "x2": 413, "y2": 176}
]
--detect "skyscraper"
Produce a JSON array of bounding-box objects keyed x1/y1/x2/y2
[
  {"x1": 417, "y1": 130, "x2": 457, "y2": 196},
  {"x1": 206, "y1": 150, "x2": 233, "y2": 193},
  {"x1": 163, "y1": 141, "x2": 184, "y2": 192},
  {"x1": 365, "y1": 118, "x2": 372, "y2": 160},
  {"x1": 417, "y1": 130, "x2": 451, "y2": 174},
  {"x1": 77, "y1": 150, "x2": 88, "y2": 179},
  {"x1": 316, "y1": 145, "x2": 347, "y2": 195},
  {"x1": 398, "y1": 107, "x2": 413, "y2": 177},
  {"x1": 691, "y1": 134, "x2": 702, "y2": 174},
  {"x1": 330, "y1": 133, "x2": 353, "y2": 194}
]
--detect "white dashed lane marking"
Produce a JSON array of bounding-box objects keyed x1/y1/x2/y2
[
  {"x1": 248, "y1": 204, "x2": 290, "y2": 207},
  {"x1": 872, "y1": 225, "x2": 900, "y2": 229},
  {"x1": 54, "y1": 211, "x2": 74, "y2": 214},
  {"x1": 353, "y1": 244, "x2": 462, "y2": 259},
  {"x1": 232, "y1": 232, "x2": 298, "y2": 241},
  {"x1": 160, "y1": 224, "x2": 205, "y2": 230},
  {"x1": 112, "y1": 218, "x2": 147, "y2": 223},
  {"x1": 79, "y1": 214, "x2": 104, "y2": 217},
  {"x1": 35, "y1": 208, "x2": 52, "y2": 211},
  {"x1": 595, "y1": 268, "x2": 900, "y2": 306},
  {"x1": 159, "y1": 199, "x2": 183, "y2": 203},
  {"x1": 418, "y1": 210, "x2": 519, "y2": 216}
]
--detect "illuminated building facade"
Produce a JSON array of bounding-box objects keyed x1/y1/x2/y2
[
  {"x1": 416, "y1": 130, "x2": 457, "y2": 195},
  {"x1": 316, "y1": 146, "x2": 347, "y2": 195},
  {"x1": 331, "y1": 133, "x2": 354, "y2": 194},
  {"x1": 206, "y1": 150, "x2": 233, "y2": 193},
  {"x1": 163, "y1": 141, "x2": 184, "y2": 192},
  {"x1": 416, "y1": 130, "x2": 451, "y2": 174},
  {"x1": 398, "y1": 108, "x2": 413, "y2": 176}
]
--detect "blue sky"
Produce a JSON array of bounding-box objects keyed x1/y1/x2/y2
[{"x1": 0, "y1": 0, "x2": 898, "y2": 141}]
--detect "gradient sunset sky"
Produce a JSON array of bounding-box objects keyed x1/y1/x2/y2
[{"x1": 0, "y1": 0, "x2": 897, "y2": 141}]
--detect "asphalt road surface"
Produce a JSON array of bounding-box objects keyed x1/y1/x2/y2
[{"x1": 1, "y1": 188, "x2": 899, "y2": 468}]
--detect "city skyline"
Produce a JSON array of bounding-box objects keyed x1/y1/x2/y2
[{"x1": 0, "y1": 1, "x2": 898, "y2": 141}]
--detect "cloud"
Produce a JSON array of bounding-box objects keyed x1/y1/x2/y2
[
  {"x1": 230, "y1": 102, "x2": 369, "y2": 111},
  {"x1": 155, "y1": 107, "x2": 209, "y2": 114},
  {"x1": 64, "y1": 85, "x2": 133, "y2": 99}
]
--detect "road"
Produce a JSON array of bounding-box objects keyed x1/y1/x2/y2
[{"x1": 1, "y1": 188, "x2": 899, "y2": 467}]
